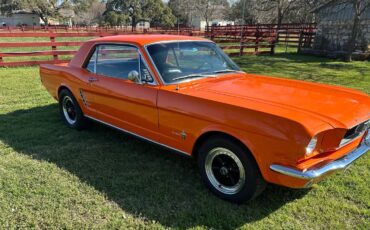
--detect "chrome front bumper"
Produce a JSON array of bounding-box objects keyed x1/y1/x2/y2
[{"x1": 270, "y1": 131, "x2": 370, "y2": 183}]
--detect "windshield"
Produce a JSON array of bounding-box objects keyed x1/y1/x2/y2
[{"x1": 146, "y1": 41, "x2": 241, "y2": 84}]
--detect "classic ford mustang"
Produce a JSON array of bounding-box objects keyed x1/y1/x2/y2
[{"x1": 40, "y1": 35, "x2": 370, "y2": 203}]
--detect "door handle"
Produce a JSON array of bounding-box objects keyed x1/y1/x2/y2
[{"x1": 88, "y1": 77, "x2": 98, "y2": 83}]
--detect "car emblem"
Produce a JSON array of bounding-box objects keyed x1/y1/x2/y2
[{"x1": 172, "y1": 130, "x2": 187, "y2": 140}]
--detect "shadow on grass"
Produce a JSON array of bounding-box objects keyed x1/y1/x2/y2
[{"x1": 0, "y1": 104, "x2": 309, "y2": 229}]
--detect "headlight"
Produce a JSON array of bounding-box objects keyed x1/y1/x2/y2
[{"x1": 306, "y1": 136, "x2": 318, "y2": 156}]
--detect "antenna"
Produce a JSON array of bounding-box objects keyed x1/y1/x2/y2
[
  {"x1": 177, "y1": 17, "x2": 180, "y2": 35},
  {"x1": 240, "y1": 0, "x2": 247, "y2": 57}
]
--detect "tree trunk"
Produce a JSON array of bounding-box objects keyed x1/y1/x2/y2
[
  {"x1": 277, "y1": 2, "x2": 283, "y2": 31},
  {"x1": 38, "y1": 13, "x2": 48, "y2": 26},
  {"x1": 345, "y1": 1, "x2": 361, "y2": 62},
  {"x1": 205, "y1": 17, "x2": 209, "y2": 32},
  {"x1": 131, "y1": 16, "x2": 136, "y2": 32}
]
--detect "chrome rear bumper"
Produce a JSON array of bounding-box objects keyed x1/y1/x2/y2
[{"x1": 270, "y1": 131, "x2": 370, "y2": 183}]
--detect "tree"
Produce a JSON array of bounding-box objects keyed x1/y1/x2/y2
[
  {"x1": 226, "y1": 0, "x2": 256, "y2": 24},
  {"x1": 228, "y1": 0, "x2": 330, "y2": 25},
  {"x1": 168, "y1": 0, "x2": 196, "y2": 26},
  {"x1": 196, "y1": 0, "x2": 229, "y2": 30},
  {"x1": 168, "y1": 0, "x2": 229, "y2": 27},
  {"x1": 104, "y1": 11, "x2": 129, "y2": 26},
  {"x1": 254, "y1": 0, "x2": 300, "y2": 27},
  {"x1": 0, "y1": 0, "x2": 92, "y2": 25},
  {"x1": 284, "y1": 0, "x2": 331, "y2": 23},
  {"x1": 73, "y1": 0, "x2": 106, "y2": 26},
  {"x1": 344, "y1": 0, "x2": 370, "y2": 61},
  {"x1": 104, "y1": 0, "x2": 176, "y2": 29}
]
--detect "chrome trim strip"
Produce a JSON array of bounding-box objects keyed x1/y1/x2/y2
[
  {"x1": 270, "y1": 138, "x2": 370, "y2": 181},
  {"x1": 85, "y1": 115, "x2": 191, "y2": 157},
  {"x1": 145, "y1": 39, "x2": 214, "y2": 46}
]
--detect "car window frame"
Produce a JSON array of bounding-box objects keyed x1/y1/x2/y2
[
  {"x1": 83, "y1": 43, "x2": 157, "y2": 86},
  {"x1": 143, "y1": 40, "x2": 242, "y2": 86}
]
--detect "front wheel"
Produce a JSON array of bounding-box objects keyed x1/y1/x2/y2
[
  {"x1": 197, "y1": 136, "x2": 266, "y2": 203},
  {"x1": 58, "y1": 89, "x2": 89, "y2": 130}
]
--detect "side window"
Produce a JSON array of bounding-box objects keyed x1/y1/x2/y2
[
  {"x1": 84, "y1": 44, "x2": 154, "y2": 84},
  {"x1": 96, "y1": 45, "x2": 139, "y2": 80},
  {"x1": 86, "y1": 49, "x2": 97, "y2": 73}
]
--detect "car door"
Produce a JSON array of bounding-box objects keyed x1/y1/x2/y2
[{"x1": 82, "y1": 44, "x2": 160, "y2": 140}]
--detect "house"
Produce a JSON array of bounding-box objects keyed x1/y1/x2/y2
[
  {"x1": 136, "y1": 20, "x2": 150, "y2": 30},
  {"x1": 191, "y1": 18, "x2": 234, "y2": 31},
  {"x1": 312, "y1": 0, "x2": 370, "y2": 56},
  {"x1": 0, "y1": 11, "x2": 41, "y2": 26}
]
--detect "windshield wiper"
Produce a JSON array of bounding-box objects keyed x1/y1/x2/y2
[
  {"x1": 213, "y1": 69, "x2": 237, "y2": 74},
  {"x1": 172, "y1": 74, "x2": 213, "y2": 81}
]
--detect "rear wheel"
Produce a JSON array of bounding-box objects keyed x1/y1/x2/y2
[
  {"x1": 58, "y1": 89, "x2": 88, "y2": 130},
  {"x1": 197, "y1": 136, "x2": 266, "y2": 203}
]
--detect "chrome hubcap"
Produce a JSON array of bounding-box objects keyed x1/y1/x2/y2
[
  {"x1": 62, "y1": 96, "x2": 77, "y2": 125},
  {"x1": 205, "y1": 147, "x2": 246, "y2": 195}
]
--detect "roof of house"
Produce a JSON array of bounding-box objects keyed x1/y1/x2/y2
[{"x1": 11, "y1": 10, "x2": 36, "y2": 15}]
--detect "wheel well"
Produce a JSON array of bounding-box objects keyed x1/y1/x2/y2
[
  {"x1": 192, "y1": 131, "x2": 252, "y2": 160},
  {"x1": 57, "y1": 86, "x2": 72, "y2": 100},
  {"x1": 192, "y1": 131, "x2": 263, "y2": 179}
]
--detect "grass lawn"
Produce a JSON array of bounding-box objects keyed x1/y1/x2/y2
[{"x1": 0, "y1": 53, "x2": 369, "y2": 229}]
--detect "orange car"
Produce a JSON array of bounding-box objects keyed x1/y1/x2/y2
[{"x1": 40, "y1": 35, "x2": 370, "y2": 203}]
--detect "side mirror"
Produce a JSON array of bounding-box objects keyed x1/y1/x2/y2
[{"x1": 128, "y1": 70, "x2": 140, "y2": 83}]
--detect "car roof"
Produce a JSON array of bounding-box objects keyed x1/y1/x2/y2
[{"x1": 90, "y1": 34, "x2": 210, "y2": 46}]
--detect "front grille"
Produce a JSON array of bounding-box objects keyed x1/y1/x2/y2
[{"x1": 340, "y1": 120, "x2": 369, "y2": 147}]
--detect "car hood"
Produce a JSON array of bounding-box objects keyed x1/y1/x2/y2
[{"x1": 187, "y1": 73, "x2": 370, "y2": 129}]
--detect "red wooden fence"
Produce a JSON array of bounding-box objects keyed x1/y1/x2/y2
[
  {"x1": 298, "y1": 32, "x2": 316, "y2": 53},
  {"x1": 206, "y1": 24, "x2": 278, "y2": 56},
  {"x1": 0, "y1": 29, "x2": 204, "y2": 67},
  {"x1": 277, "y1": 23, "x2": 316, "y2": 48},
  {"x1": 0, "y1": 23, "x2": 316, "y2": 67},
  {"x1": 205, "y1": 23, "x2": 316, "y2": 55},
  {"x1": 0, "y1": 25, "x2": 203, "y2": 35},
  {"x1": 0, "y1": 32, "x2": 108, "y2": 67}
]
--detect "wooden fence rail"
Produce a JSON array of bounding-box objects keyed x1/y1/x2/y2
[
  {"x1": 206, "y1": 24, "x2": 279, "y2": 56},
  {"x1": 277, "y1": 24, "x2": 316, "y2": 48},
  {"x1": 0, "y1": 32, "x2": 124, "y2": 67},
  {"x1": 0, "y1": 25, "x2": 202, "y2": 35},
  {"x1": 298, "y1": 32, "x2": 316, "y2": 53},
  {"x1": 205, "y1": 23, "x2": 316, "y2": 55},
  {"x1": 0, "y1": 23, "x2": 316, "y2": 67}
]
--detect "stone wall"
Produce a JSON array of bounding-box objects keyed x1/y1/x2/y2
[{"x1": 313, "y1": 2, "x2": 370, "y2": 53}]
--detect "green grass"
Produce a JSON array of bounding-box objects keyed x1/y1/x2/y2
[
  {"x1": 233, "y1": 53, "x2": 370, "y2": 94},
  {"x1": 0, "y1": 54, "x2": 369, "y2": 229}
]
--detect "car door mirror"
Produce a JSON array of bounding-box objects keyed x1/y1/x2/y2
[{"x1": 128, "y1": 70, "x2": 140, "y2": 83}]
